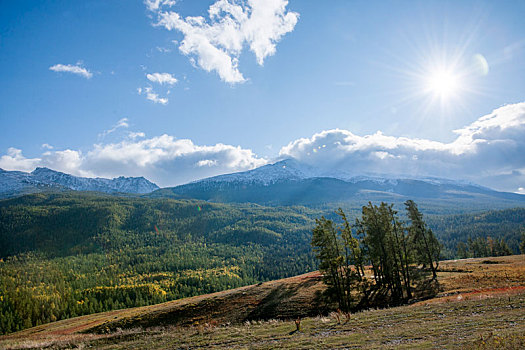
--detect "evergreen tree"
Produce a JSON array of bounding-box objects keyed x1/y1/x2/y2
[
  {"x1": 311, "y1": 217, "x2": 345, "y2": 310},
  {"x1": 405, "y1": 200, "x2": 440, "y2": 279}
]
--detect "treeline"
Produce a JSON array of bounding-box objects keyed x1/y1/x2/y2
[
  {"x1": 457, "y1": 236, "x2": 514, "y2": 258},
  {"x1": 311, "y1": 200, "x2": 440, "y2": 312}
]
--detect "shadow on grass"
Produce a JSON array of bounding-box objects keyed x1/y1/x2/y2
[
  {"x1": 319, "y1": 268, "x2": 442, "y2": 314},
  {"x1": 246, "y1": 277, "x2": 326, "y2": 321}
]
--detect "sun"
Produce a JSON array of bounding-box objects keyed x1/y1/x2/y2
[{"x1": 425, "y1": 68, "x2": 461, "y2": 99}]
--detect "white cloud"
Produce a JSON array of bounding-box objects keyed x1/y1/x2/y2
[
  {"x1": 0, "y1": 147, "x2": 88, "y2": 177},
  {"x1": 82, "y1": 136, "x2": 266, "y2": 186},
  {"x1": 196, "y1": 159, "x2": 218, "y2": 167},
  {"x1": 99, "y1": 118, "x2": 130, "y2": 138},
  {"x1": 146, "y1": 72, "x2": 178, "y2": 85},
  {"x1": 144, "y1": 0, "x2": 176, "y2": 12},
  {"x1": 41, "y1": 149, "x2": 85, "y2": 176},
  {"x1": 128, "y1": 131, "x2": 146, "y2": 140},
  {"x1": 49, "y1": 63, "x2": 93, "y2": 79},
  {"x1": 153, "y1": 0, "x2": 299, "y2": 83},
  {"x1": 41, "y1": 143, "x2": 54, "y2": 150},
  {"x1": 0, "y1": 135, "x2": 266, "y2": 187},
  {"x1": 279, "y1": 102, "x2": 525, "y2": 192},
  {"x1": 0, "y1": 148, "x2": 41, "y2": 172},
  {"x1": 138, "y1": 86, "x2": 168, "y2": 105}
]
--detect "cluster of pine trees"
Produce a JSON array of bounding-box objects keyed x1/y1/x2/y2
[{"x1": 311, "y1": 200, "x2": 440, "y2": 312}]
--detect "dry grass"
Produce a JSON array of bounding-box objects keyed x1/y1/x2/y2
[
  {"x1": 4, "y1": 290, "x2": 523, "y2": 349},
  {"x1": 1, "y1": 255, "x2": 524, "y2": 349}
]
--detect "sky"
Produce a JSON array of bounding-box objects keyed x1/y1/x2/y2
[{"x1": 1, "y1": 0, "x2": 524, "y2": 193}]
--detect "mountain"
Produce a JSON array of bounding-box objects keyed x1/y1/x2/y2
[
  {"x1": 152, "y1": 159, "x2": 525, "y2": 208},
  {"x1": 0, "y1": 167, "x2": 159, "y2": 197}
]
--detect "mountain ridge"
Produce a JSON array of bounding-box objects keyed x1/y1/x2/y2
[
  {"x1": 2, "y1": 160, "x2": 524, "y2": 206},
  {"x1": 152, "y1": 159, "x2": 525, "y2": 207},
  {"x1": 0, "y1": 167, "x2": 159, "y2": 197},
  {"x1": 190, "y1": 158, "x2": 488, "y2": 187}
]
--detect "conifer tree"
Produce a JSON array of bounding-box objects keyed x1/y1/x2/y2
[
  {"x1": 405, "y1": 200, "x2": 440, "y2": 279},
  {"x1": 311, "y1": 217, "x2": 348, "y2": 311}
]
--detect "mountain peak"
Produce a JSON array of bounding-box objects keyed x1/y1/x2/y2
[{"x1": 31, "y1": 167, "x2": 57, "y2": 174}]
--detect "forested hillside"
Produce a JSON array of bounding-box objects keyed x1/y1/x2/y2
[
  {"x1": 426, "y1": 207, "x2": 525, "y2": 257},
  {"x1": 0, "y1": 192, "x2": 523, "y2": 334},
  {"x1": 0, "y1": 192, "x2": 319, "y2": 334}
]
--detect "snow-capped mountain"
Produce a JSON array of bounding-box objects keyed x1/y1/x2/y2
[
  {"x1": 152, "y1": 159, "x2": 525, "y2": 206},
  {"x1": 191, "y1": 158, "x2": 323, "y2": 185},
  {"x1": 188, "y1": 158, "x2": 482, "y2": 188},
  {"x1": 0, "y1": 167, "x2": 159, "y2": 197}
]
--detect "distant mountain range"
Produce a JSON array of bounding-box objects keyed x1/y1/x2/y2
[
  {"x1": 0, "y1": 167, "x2": 159, "y2": 197},
  {"x1": 2, "y1": 160, "x2": 525, "y2": 208},
  {"x1": 151, "y1": 159, "x2": 525, "y2": 207}
]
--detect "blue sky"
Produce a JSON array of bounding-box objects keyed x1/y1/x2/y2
[{"x1": 1, "y1": 0, "x2": 524, "y2": 192}]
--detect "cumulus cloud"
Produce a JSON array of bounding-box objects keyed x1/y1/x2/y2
[
  {"x1": 42, "y1": 149, "x2": 85, "y2": 176},
  {"x1": 279, "y1": 102, "x2": 525, "y2": 193},
  {"x1": 146, "y1": 72, "x2": 178, "y2": 85},
  {"x1": 49, "y1": 63, "x2": 93, "y2": 79},
  {"x1": 152, "y1": 0, "x2": 299, "y2": 83},
  {"x1": 82, "y1": 135, "x2": 266, "y2": 185},
  {"x1": 0, "y1": 135, "x2": 266, "y2": 187},
  {"x1": 0, "y1": 148, "x2": 42, "y2": 172},
  {"x1": 138, "y1": 86, "x2": 168, "y2": 105},
  {"x1": 0, "y1": 147, "x2": 89, "y2": 177}
]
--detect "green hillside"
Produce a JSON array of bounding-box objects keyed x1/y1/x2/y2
[{"x1": 0, "y1": 192, "x2": 320, "y2": 334}]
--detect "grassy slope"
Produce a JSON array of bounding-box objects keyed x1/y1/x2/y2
[{"x1": 1, "y1": 255, "x2": 525, "y2": 349}]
